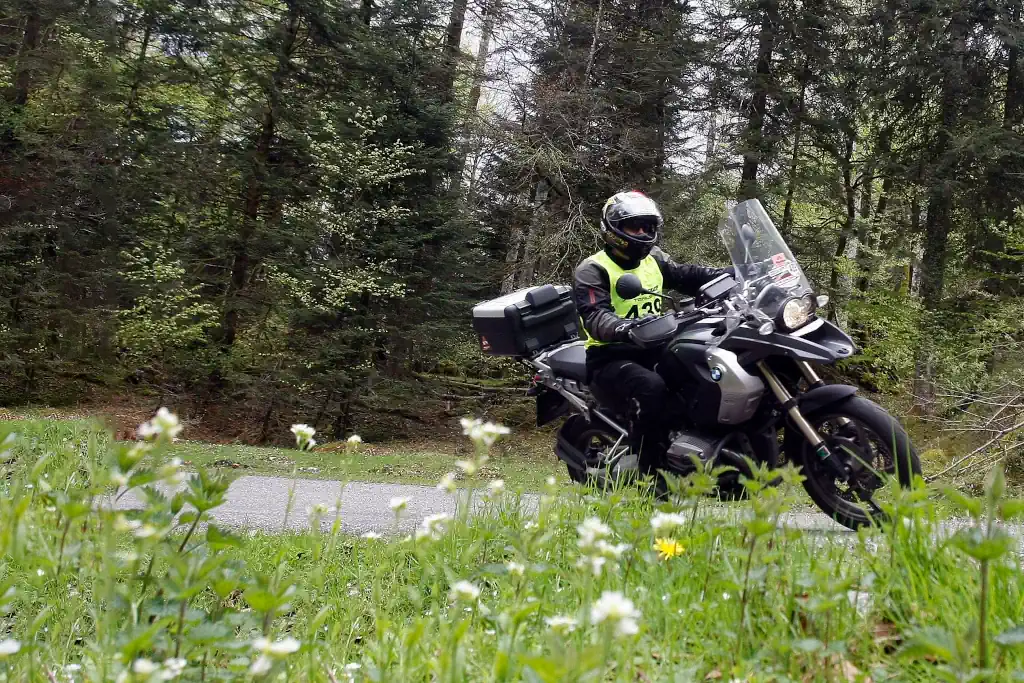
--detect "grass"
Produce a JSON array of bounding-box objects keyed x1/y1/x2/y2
[
  {"x1": 0, "y1": 418, "x2": 564, "y2": 490},
  {"x1": 1, "y1": 417, "x2": 1024, "y2": 682},
  {"x1": 170, "y1": 437, "x2": 563, "y2": 490}
]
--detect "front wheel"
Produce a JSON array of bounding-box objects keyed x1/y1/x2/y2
[{"x1": 786, "y1": 395, "x2": 921, "y2": 530}]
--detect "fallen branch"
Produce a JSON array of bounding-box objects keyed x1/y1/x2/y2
[{"x1": 927, "y1": 417, "x2": 1024, "y2": 481}]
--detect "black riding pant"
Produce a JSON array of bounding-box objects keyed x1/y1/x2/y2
[{"x1": 589, "y1": 358, "x2": 669, "y2": 475}]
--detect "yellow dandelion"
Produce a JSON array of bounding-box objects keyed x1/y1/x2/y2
[{"x1": 653, "y1": 537, "x2": 685, "y2": 560}]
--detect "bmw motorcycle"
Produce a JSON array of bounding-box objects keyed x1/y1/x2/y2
[{"x1": 472, "y1": 199, "x2": 920, "y2": 529}]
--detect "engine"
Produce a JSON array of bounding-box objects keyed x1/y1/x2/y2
[{"x1": 664, "y1": 430, "x2": 717, "y2": 472}]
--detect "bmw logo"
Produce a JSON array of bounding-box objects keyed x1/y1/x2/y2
[{"x1": 710, "y1": 366, "x2": 723, "y2": 382}]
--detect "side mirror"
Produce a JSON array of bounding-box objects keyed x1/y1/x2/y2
[
  {"x1": 738, "y1": 223, "x2": 756, "y2": 248},
  {"x1": 615, "y1": 273, "x2": 645, "y2": 300}
]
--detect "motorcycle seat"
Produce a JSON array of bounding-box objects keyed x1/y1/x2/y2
[{"x1": 546, "y1": 341, "x2": 588, "y2": 383}]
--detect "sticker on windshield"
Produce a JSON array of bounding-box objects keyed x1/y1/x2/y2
[
  {"x1": 768, "y1": 261, "x2": 799, "y2": 288},
  {"x1": 771, "y1": 253, "x2": 787, "y2": 266}
]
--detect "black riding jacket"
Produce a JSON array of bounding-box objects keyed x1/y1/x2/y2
[{"x1": 573, "y1": 246, "x2": 729, "y2": 368}]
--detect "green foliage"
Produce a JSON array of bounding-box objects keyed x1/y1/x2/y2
[
  {"x1": 0, "y1": 416, "x2": 1023, "y2": 680},
  {"x1": 1, "y1": 0, "x2": 1023, "y2": 442},
  {"x1": 117, "y1": 245, "x2": 219, "y2": 362}
]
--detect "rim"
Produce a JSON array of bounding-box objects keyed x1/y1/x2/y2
[{"x1": 802, "y1": 413, "x2": 898, "y2": 521}]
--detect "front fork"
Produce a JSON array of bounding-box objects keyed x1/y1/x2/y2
[{"x1": 757, "y1": 360, "x2": 849, "y2": 480}]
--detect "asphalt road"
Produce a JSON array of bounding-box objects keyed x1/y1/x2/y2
[{"x1": 111, "y1": 473, "x2": 858, "y2": 535}]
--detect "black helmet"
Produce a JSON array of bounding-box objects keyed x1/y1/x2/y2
[{"x1": 601, "y1": 191, "x2": 663, "y2": 262}]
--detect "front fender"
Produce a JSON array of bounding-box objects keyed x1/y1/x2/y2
[
  {"x1": 782, "y1": 384, "x2": 858, "y2": 467},
  {"x1": 795, "y1": 384, "x2": 858, "y2": 415}
]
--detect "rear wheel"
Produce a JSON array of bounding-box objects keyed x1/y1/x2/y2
[
  {"x1": 560, "y1": 417, "x2": 631, "y2": 485},
  {"x1": 788, "y1": 396, "x2": 920, "y2": 530}
]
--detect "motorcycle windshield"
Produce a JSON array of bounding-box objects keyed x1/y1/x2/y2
[{"x1": 717, "y1": 199, "x2": 813, "y2": 301}]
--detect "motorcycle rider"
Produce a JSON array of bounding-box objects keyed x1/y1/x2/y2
[{"x1": 573, "y1": 191, "x2": 731, "y2": 490}]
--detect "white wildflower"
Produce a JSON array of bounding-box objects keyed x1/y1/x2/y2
[
  {"x1": 347, "y1": 435, "x2": 362, "y2": 445},
  {"x1": 449, "y1": 580, "x2": 481, "y2": 603},
  {"x1": 290, "y1": 424, "x2": 316, "y2": 450},
  {"x1": 139, "y1": 407, "x2": 183, "y2": 441},
  {"x1": 650, "y1": 511, "x2": 688, "y2": 534},
  {"x1": 360, "y1": 531, "x2": 381, "y2": 540},
  {"x1": 479, "y1": 422, "x2": 510, "y2": 445},
  {"x1": 436, "y1": 472, "x2": 457, "y2": 493},
  {"x1": 114, "y1": 516, "x2": 139, "y2": 534},
  {"x1": 576, "y1": 555, "x2": 607, "y2": 577},
  {"x1": 546, "y1": 476, "x2": 557, "y2": 487},
  {"x1": 389, "y1": 497, "x2": 409, "y2": 515},
  {"x1": 415, "y1": 513, "x2": 451, "y2": 541},
  {"x1": 36, "y1": 568, "x2": 45, "y2": 577},
  {"x1": 340, "y1": 662, "x2": 361, "y2": 682},
  {"x1": 487, "y1": 479, "x2": 505, "y2": 498},
  {"x1": 506, "y1": 561, "x2": 525, "y2": 577},
  {"x1": 116, "y1": 550, "x2": 139, "y2": 564},
  {"x1": 132, "y1": 659, "x2": 158, "y2": 675},
  {"x1": 133, "y1": 524, "x2": 160, "y2": 539},
  {"x1": 455, "y1": 459, "x2": 478, "y2": 476},
  {"x1": 577, "y1": 517, "x2": 612, "y2": 550},
  {"x1": 290, "y1": 424, "x2": 315, "y2": 441},
  {"x1": 263, "y1": 637, "x2": 300, "y2": 656},
  {"x1": 111, "y1": 472, "x2": 128, "y2": 488},
  {"x1": 249, "y1": 655, "x2": 272, "y2": 676},
  {"x1": 161, "y1": 658, "x2": 187, "y2": 679},
  {"x1": 460, "y1": 417, "x2": 510, "y2": 446},
  {"x1": 308, "y1": 503, "x2": 330, "y2": 522},
  {"x1": 590, "y1": 591, "x2": 641, "y2": 638},
  {"x1": 545, "y1": 615, "x2": 578, "y2": 635},
  {"x1": 594, "y1": 540, "x2": 631, "y2": 558},
  {"x1": 158, "y1": 457, "x2": 184, "y2": 484},
  {"x1": 0, "y1": 639, "x2": 19, "y2": 657},
  {"x1": 124, "y1": 442, "x2": 150, "y2": 466}
]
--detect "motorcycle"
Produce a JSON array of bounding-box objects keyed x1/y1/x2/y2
[{"x1": 471, "y1": 198, "x2": 920, "y2": 529}]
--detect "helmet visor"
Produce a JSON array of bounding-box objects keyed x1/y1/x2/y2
[{"x1": 613, "y1": 215, "x2": 660, "y2": 241}]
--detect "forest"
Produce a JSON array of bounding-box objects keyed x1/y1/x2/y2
[{"x1": 0, "y1": 0, "x2": 1022, "y2": 457}]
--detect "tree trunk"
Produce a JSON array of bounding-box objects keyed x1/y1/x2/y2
[
  {"x1": 828, "y1": 134, "x2": 856, "y2": 321},
  {"x1": 221, "y1": 6, "x2": 300, "y2": 348},
  {"x1": 123, "y1": 9, "x2": 154, "y2": 128},
  {"x1": 451, "y1": 0, "x2": 499, "y2": 200},
  {"x1": 853, "y1": 140, "x2": 879, "y2": 293},
  {"x1": 1003, "y1": 4, "x2": 1023, "y2": 130},
  {"x1": 860, "y1": 173, "x2": 893, "y2": 292},
  {"x1": 439, "y1": 0, "x2": 470, "y2": 105},
  {"x1": 1, "y1": 9, "x2": 42, "y2": 154},
  {"x1": 517, "y1": 177, "x2": 550, "y2": 287},
  {"x1": 501, "y1": 225, "x2": 524, "y2": 294},
  {"x1": 913, "y1": 9, "x2": 967, "y2": 408},
  {"x1": 583, "y1": 0, "x2": 604, "y2": 87},
  {"x1": 781, "y1": 59, "x2": 809, "y2": 238},
  {"x1": 738, "y1": 0, "x2": 776, "y2": 201},
  {"x1": 11, "y1": 9, "x2": 41, "y2": 108},
  {"x1": 918, "y1": 16, "x2": 966, "y2": 312},
  {"x1": 977, "y1": 4, "x2": 1023, "y2": 292},
  {"x1": 704, "y1": 112, "x2": 717, "y2": 167}
]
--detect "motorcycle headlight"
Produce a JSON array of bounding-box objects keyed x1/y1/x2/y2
[{"x1": 779, "y1": 297, "x2": 812, "y2": 331}]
